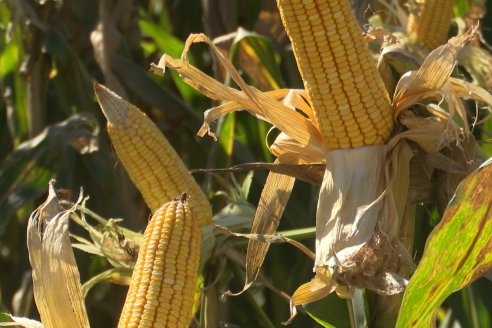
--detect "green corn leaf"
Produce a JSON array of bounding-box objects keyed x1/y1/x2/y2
[
  {"x1": 138, "y1": 18, "x2": 200, "y2": 102},
  {"x1": 229, "y1": 27, "x2": 283, "y2": 90},
  {"x1": 0, "y1": 114, "x2": 99, "y2": 234},
  {"x1": 397, "y1": 158, "x2": 492, "y2": 327}
]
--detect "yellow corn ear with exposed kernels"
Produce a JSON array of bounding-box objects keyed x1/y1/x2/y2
[
  {"x1": 118, "y1": 194, "x2": 201, "y2": 328},
  {"x1": 407, "y1": 0, "x2": 455, "y2": 50},
  {"x1": 94, "y1": 83, "x2": 212, "y2": 227},
  {"x1": 277, "y1": 0, "x2": 393, "y2": 149}
]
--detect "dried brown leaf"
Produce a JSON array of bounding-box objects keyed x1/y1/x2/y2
[
  {"x1": 270, "y1": 132, "x2": 325, "y2": 165},
  {"x1": 244, "y1": 171, "x2": 296, "y2": 292},
  {"x1": 151, "y1": 34, "x2": 324, "y2": 152},
  {"x1": 191, "y1": 162, "x2": 324, "y2": 185},
  {"x1": 394, "y1": 29, "x2": 478, "y2": 120},
  {"x1": 27, "y1": 180, "x2": 89, "y2": 328}
]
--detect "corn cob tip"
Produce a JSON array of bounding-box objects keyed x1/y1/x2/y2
[
  {"x1": 94, "y1": 83, "x2": 130, "y2": 126},
  {"x1": 178, "y1": 192, "x2": 189, "y2": 203}
]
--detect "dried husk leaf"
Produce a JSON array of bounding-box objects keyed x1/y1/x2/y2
[
  {"x1": 151, "y1": 33, "x2": 324, "y2": 152},
  {"x1": 196, "y1": 89, "x2": 310, "y2": 131},
  {"x1": 242, "y1": 170, "x2": 296, "y2": 294},
  {"x1": 314, "y1": 145, "x2": 413, "y2": 297},
  {"x1": 196, "y1": 89, "x2": 293, "y2": 137},
  {"x1": 291, "y1": 273, "x2": 336, "y2": 305},
  {"x1": 387, "y1": 141, "x2": 413, "y2": 222},
  {"x1": 285, "y1": 267, "x2": 354, "y2": 325},
  {"x1": 284, "y1": 269, "x2": 336, "y2": 325},
  {"x1": 0, "y1": 315, "x2": 43, "y2": 328},
  {"x1": 394, "y1": 29, "x2": 478, "y2": 120},
  {"x1": 269, "y1": 132, "x2": 324, "y2": 165},
  {"x1": 390, "y1": 111, "x2": 463, "y2": 154},
  {"x1": 316, "y1": 146, "x2": 389, "y2": 268},
  {"x1": 449, "y1": 77, "x2": 492, "y2": 122},
  {"x1": 281, "y1": 89, "x2": 315, "y2": 122},
  {"x1": 27, "y1": 180, "x2": 89, "y2": 328},
  {"x1": 391, "y1": 30, "x2": 492, "y2": 150}
]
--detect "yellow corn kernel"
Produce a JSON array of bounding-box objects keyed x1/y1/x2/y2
[
  {"x1": 277, "y1": 0, "x2": 393, "y2": 149},
  {"x1": 407, "y1": 0, "x2": 455, "y2": 50},
  {"x1": 94, "y1": 84, "x2": 212, "y2": 227},
  {"x1": 118, "y1": 194, "x2": 201, "y2": 328}
]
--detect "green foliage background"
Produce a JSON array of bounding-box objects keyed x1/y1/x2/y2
[{"x1": 0, "y1": 0, "x2": 492, "y2": 327}]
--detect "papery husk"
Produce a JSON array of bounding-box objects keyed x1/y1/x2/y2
[
  {"x1": 286, "y1": 143, "x2": 415, "y2": 322},
  {"x1": 316, "y1": 145, "x2": 390, "y2": 268},
  {"x1": 390, "y1": 110, "x2": 463, "y2": 154},
  {"x1": 315, "y1": 144, "x2": 413, "y2": 296},
  {"x1": 27, "y1": 180, "x2": 89, "y2": 328},
  {"x1": 284, "y1": 267, "x2": 337, "y2": 325},
  {"x1": 394, "y1": 29, "x2": 478, "y2": 122},
  {"x1": 269, "y1": 132, "x2": 325, "y2": 165}
]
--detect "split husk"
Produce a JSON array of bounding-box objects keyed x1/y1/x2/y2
[{"x1": 1, "y1": 180, "x2": 90, "y2": 328}]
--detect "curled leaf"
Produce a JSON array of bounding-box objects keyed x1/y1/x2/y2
[
  {"x1": 394, "y1": 29, "x2": 482, "y2": 130},
  {"x1": 27, "y1": 180, "x2": 89, "y2": 328},
  {"x1": 151, "y1": 33, "x2": 324, "y2": 152}
]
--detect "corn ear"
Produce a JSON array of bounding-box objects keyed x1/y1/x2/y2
[
  {"x1": 277, "y1": 0, "x2": 394, "y2": 149},
  {"x1": 94, "y1": 83, "x2": 212, "y2": 227},
  {"x1": 118, "y1": 194, "x2": 201, "y2": 328},
  {"x1": 406, "y1": 0, "x2": 455, "y2": 50}
]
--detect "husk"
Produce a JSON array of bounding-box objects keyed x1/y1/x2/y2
[
  {"x1": 316, "y1": 145, "x2": 389, "y2": 268},
  {"x1": 269, "y1": 132, "x2": 325, "y2": 165},
  {"x1": 284, "y1": 268, "x2": 336, "y2": 325},
  {"x1": 393, "y1": 29, "x2": 487, "y2": 132},
  {"x1": 151, "y1": 33, "x2": 324, "y2": 152},
  {"x1": 308, "y1": 142, "x2": 414, "y2": 305},
  {"x1": 27, "y1": 180, "x2": 89, "y2": 328}
]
